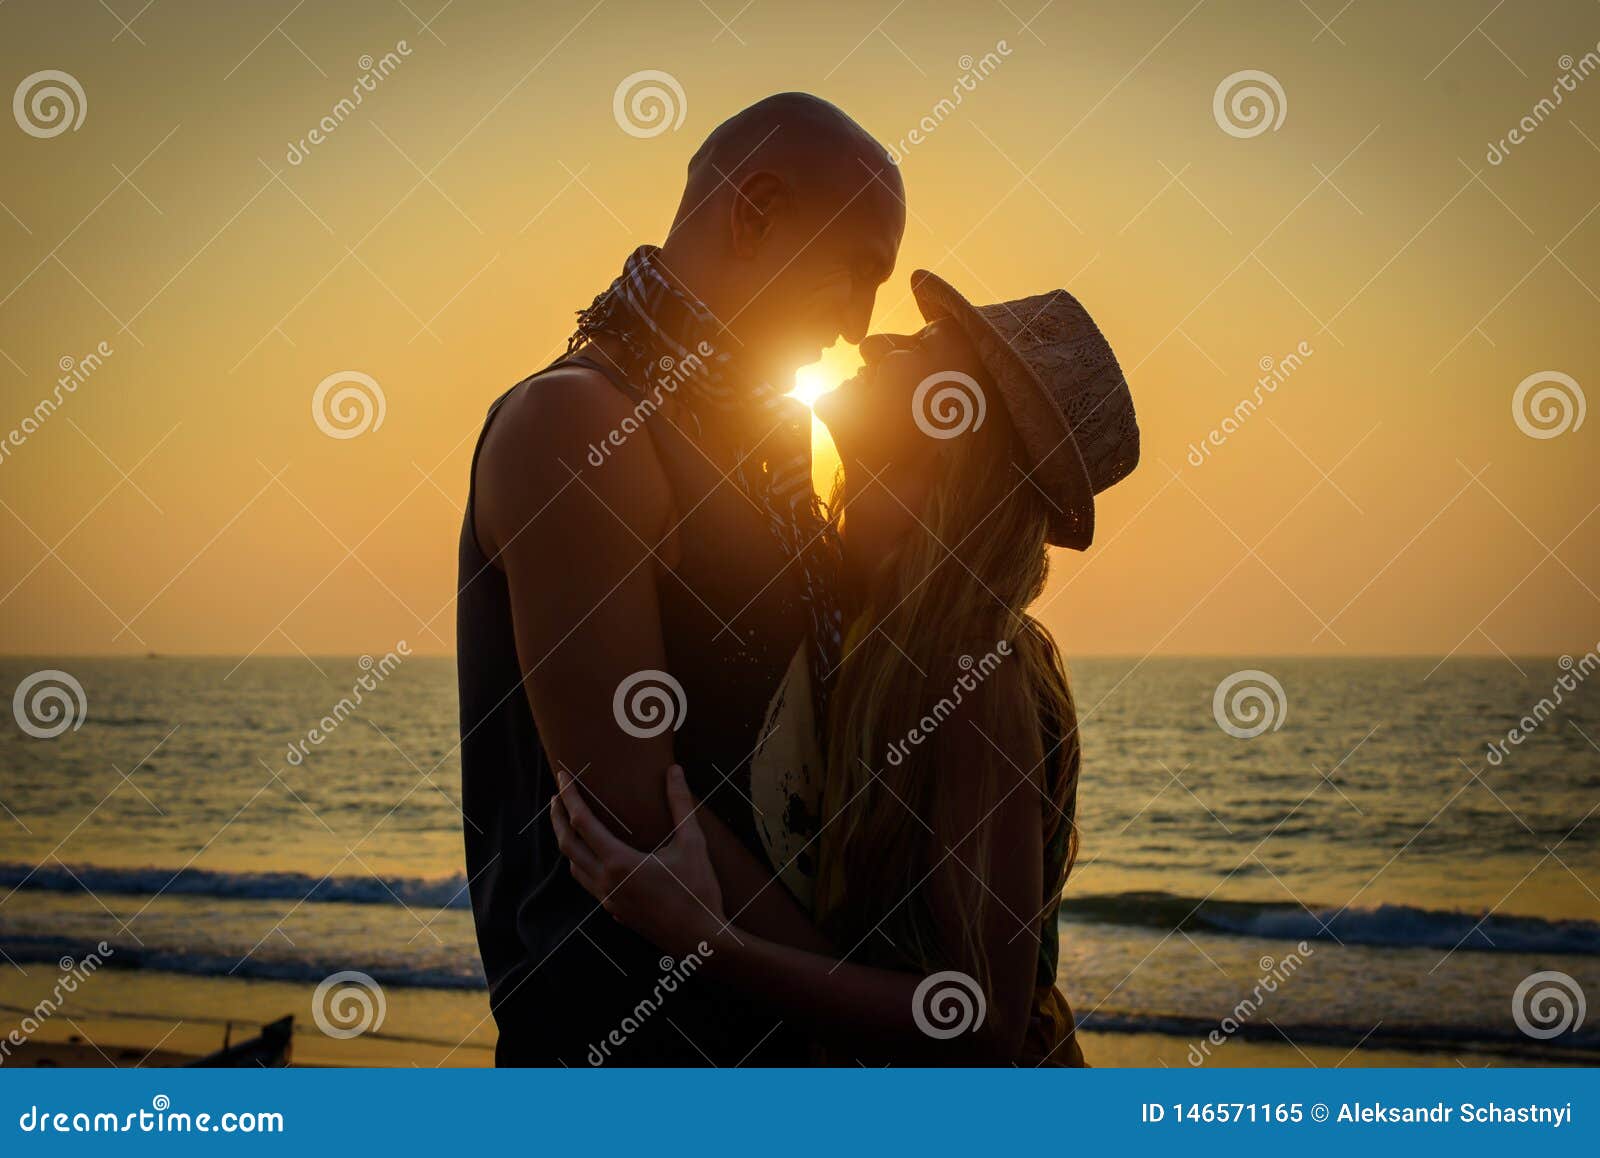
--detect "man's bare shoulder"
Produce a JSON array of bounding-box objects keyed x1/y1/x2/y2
[
  {"x1": 475, "y1": 362, "x2": 670, "y2": 557},
  {"x1": 481, "y1": 362, "x2": 651, "y2": 470}
]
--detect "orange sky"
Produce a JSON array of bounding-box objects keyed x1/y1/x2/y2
[{"x1": 1, "y1": 0, "x2": 1596, "y2": 658}]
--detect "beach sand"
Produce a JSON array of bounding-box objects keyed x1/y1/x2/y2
[
  {"x1": 1, "y1": 968, "x2": 1526, "y2": 1069},
  {"x1": 4, "y1": 1028, "x2": 1516, "y2": 1069}
]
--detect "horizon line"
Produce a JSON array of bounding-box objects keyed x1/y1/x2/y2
[{"x1": 0, "y1": 651, "x2": 1586, "y2": 662}]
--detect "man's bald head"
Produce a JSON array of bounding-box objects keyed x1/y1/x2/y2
[
  {"x1": 673, "y1": 93, "x2": 897, "y2": 230},
  {"x1": 659, "y1": 93, "x2": 907, "y2": 379}
]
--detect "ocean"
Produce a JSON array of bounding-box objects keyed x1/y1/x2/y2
[{"x1": 2, "y1": 655, "x2": 1597, "y2": 1065}]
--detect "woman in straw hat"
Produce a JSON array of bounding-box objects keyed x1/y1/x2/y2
[{"x1": 553, "y1": 270, "x2": 1140, "y2": 1065}]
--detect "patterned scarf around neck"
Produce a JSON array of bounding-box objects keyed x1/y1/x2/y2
[{"x1": 568, "y1": 245, "x2": 845, "y2": 724}]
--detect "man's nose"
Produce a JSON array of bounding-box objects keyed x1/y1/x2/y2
[{"x1": 839, "y1": 283, "x2": 881, "y2": 346}]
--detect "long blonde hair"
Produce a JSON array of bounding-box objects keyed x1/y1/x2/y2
[{"x1": 814, "y1": 407, "x2": 1080, "y2": 996}]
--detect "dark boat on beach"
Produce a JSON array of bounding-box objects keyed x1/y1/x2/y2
[{"x1": 185, "y1": 1015, "x2": 294, "y2": 1068}]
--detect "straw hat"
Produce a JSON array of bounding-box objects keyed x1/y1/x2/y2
[{"x1": 911, "y1": 269, "x2": 1140, "y2": 550}]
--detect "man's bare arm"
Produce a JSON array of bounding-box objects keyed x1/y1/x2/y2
[{"x1": 474, "y1": 366, "x2": 828, "y2": 952}]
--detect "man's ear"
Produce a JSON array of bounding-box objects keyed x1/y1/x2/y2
[{"x1": 729, "y1": 170, "x2": 791, "y2": 258}]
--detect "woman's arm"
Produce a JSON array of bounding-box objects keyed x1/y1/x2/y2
[{"x1": 552, "y1": 708, "x2": 1046, "y2": 1064}]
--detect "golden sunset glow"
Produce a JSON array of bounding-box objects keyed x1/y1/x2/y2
[
  {"x1": 790, "y1": 341, "x2": 862, "y2": 406},
  {"x1": 789, "y1": 364, "x2": 835, "y2": 409},
  {"x1": 3, "y1": 1, "x2": 1599, "y2": 1079},
  {"x1": 790, "y1": 342, "x2": 861, "y2": 495},
  {"x1": 1, "y1": 0, "x2": 1596, "y2": 658}
]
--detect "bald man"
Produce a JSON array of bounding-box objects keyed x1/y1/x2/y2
[{"x1": 458, "y1": 94, "x2": 906, "y2": 1065}]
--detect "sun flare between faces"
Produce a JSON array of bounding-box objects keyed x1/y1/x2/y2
[
  {"x1": 789, "y1": 344, "x2": 861, "y2": 494},
  {"x1": 788, "y1": 344, "x2": 858, "y2": 409}
]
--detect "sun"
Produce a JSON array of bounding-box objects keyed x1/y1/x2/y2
[
  {"x1": 787, "y1": 343, "x2": 860, "y2": 495},
  {"x1": 790, "y1": 363, "x2": 834, "y2": 408},
  {"x1": 787, "y1": 343, "x2": 863, "y2": 409}
]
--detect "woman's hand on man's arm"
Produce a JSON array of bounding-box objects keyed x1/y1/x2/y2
[{"x1": 474, "y1": 367, "x2": 827, "y2": 953}]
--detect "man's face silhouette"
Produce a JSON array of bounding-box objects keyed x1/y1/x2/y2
[
  {"x1": 729, "y1": 167, "x2": 906, "y2": 384},
  {"x1": 660, "y1": 95, "x2": 907, "y2": 386}
]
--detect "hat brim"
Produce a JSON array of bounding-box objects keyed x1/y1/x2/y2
[{"x1": 909, "y1": 269, "x2": 1097, "y2": 549}]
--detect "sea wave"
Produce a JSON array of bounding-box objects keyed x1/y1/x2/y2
[
  {"x1": 0, "y1": 932, "x2": 485, "y2": 990},
  {"x1": 0, "y1": 862, "x2": 472, "y2": 909},
  {"x1": 7, "y1": 863, "x2": 1597, "y2": 957},
  {"x1": 1060, "y1": 891, "x2": 1600, "y2": 955},
  {"x1": 1081, "y1": 1011, "x2": 1599, "y2": 1059},
  {"x1": 3, "y1": 932, "x2": 1592, "y2": 1061}
]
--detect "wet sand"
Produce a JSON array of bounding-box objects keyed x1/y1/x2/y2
[{"x1": 2, "y1": 963, "x2": 1543, "y2": 1069}]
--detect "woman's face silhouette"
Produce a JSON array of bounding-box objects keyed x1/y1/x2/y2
[{"x1": 815, "y1": 317, "x2": 988, "y2": 475}]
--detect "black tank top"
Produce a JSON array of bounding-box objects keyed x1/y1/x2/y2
[{"x1": 457, "y1": 353, "x2": 812, "y2": 1064}]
